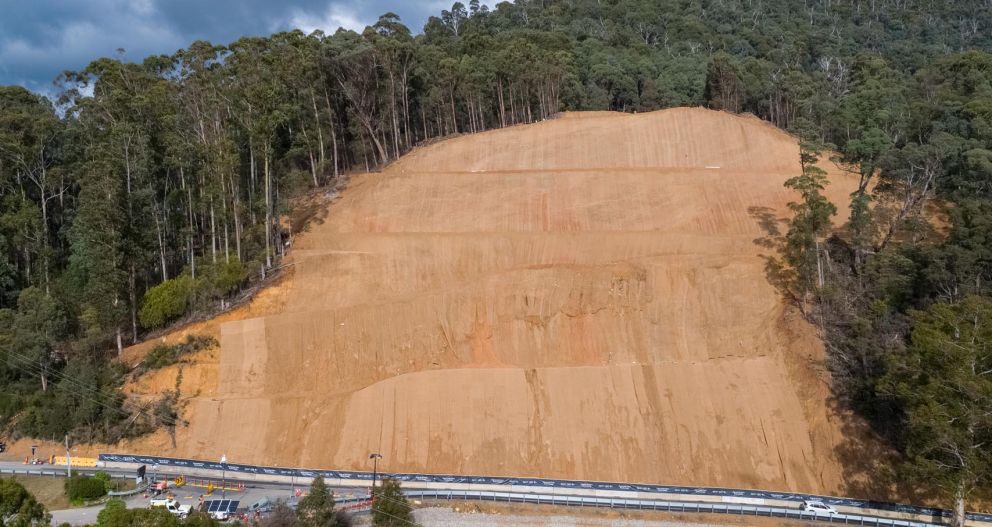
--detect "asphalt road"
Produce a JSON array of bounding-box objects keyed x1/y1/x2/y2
[{"x1": 0, "y1": 460, "x2": 957, "y2": 527}]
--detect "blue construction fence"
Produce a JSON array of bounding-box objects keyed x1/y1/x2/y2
[{"x1": 98, "y1": 454, "x2": 990, "y2": 523}]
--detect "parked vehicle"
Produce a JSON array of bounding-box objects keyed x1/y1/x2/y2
[
  {"x1": 801, "y1": 500, "x2": 838, "y2": 515},
  {"x1": 151, "y1": 498, "x2": 192, "y2": 518},
  {"x1": 248, "y1": 497, "x2": 275, "y2": 514},
  {"x1": 149, "y1": 497, "x2": 174, "y2": 507},
  {"x1": 167, "y1": 502, "x2": 192, "y2": 518}
]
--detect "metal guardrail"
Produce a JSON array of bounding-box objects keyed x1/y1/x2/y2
[
  {"x1": 98, "y1": 453, "x2": 990, "y2": 523},
  {"x1": 1, "y1": 467, "x2": 132, "y2": 480},
  {"x1": 0, "y1": 468, "x2": 62, "y2": 477},
  {"x1": 108, "y1": 483, "x2": 149, "y2": 497},
  {"x1": 0, "y1": 463, "x2": 959, "y2": 527},
  {"x1": 404, "y1": 490, "x2": 938, "y2": 527}
]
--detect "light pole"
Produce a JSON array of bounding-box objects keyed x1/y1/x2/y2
[
  {"x1": 368, "y1": 453, "x2": 382, "y2": 500},
  {"x1": 220, "y1": 454, "x2": 227, "y2": 499}
]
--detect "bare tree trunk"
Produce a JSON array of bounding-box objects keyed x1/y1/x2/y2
[
  {"x1": 154, "y1": 202, "x2": 168, "y2": 281},
  {"x1": 368, "y1": 127, "x2": 388, "y2": 165},
  {"x1": 816, "y1": 239, "x2": 824, "y2": 288},
  {"x1": 224, "y1": 221, "x2": 230, "y2": 264},
  {"x1": 388, "y1": 71, "x2": 401, "y2": 159},
  {"x1": 234, "y1": 201, "x2": 242, "y2": 261},
  {"x1": 23, "y1": 244, "x2": 30, "y2": 282},
  {"x1": 129, "y1": 264, "x2": 137, "y2": 344},
  {"x1": 181, "y1": 166, "x2": 196, "y2": 279},
  {"x1": 421, "y1": 105, "x2": 428, "y2": 141},
  {"x1": 878, "y1": 166, "x2": 935, "y2": 252},
  {"x1": 37, "y1": 163, "x2": 50, "y2": 294},
  {"x1": 309, "y1": 148, "x2": 319, "y2": 187},
  {"x1": 510, "y1": 86, "x2": 517, "y2": 125},
  {"x1": 450, "y1": 89, "x2": 459, "y2": 134},
  {"x1": 220, "y1": 169, "x2": 230, "y2": 263},
  {"x1": 478, "y1": 96, "x2": 486, "y2": 130},
  {"x1": 953, "y1": 485, "x2": 966, "y2": 527},
  {"x1": 497, "y1": 78, "x2": 507, "y2": 128},
  {"x1": 526, "y1": 87, "x2": 533, "y2": 123},
  {"x1": 402, "y1": 69, "x2": 412, "y2": 149},
  {"x1": 210, "y1": 199, "x2": 217, "y2": 264},
  {"x1": 331, "y1": 120, "x2": 339, "y2": 178},
  {"x1": 264, "y1": 150, "x2": 273, "y2": 269},
  {"x1": 324, "y1": 90, "x2": 339, "y2": 179},
  {"x1": 310, "y1": 90, "x2": 325, "y2": 168},
  {"x1": 248, "y1": 138, "x2": 257, "y2": 224}
]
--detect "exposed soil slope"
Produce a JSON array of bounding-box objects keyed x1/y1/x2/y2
[{"x1": 123, "y1": 108, "x2": 862, "y2": 494}]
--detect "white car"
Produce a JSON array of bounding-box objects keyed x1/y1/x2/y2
[
  {"x1": 801, "y1": 500, "x2": 838, "y2": 515},
  {"x1": 149, "y1": 497, "x2": 176, "y2": 508},
  {"x1": 164, "y1": 503, "x2": 192, "y2": 519},
  {"x1": 150, "y1": 498, "x2": 192, "y2": 518}
]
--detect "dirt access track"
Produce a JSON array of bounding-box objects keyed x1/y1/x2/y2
[{"x1": 129, "y1": 108, "x2": 864, "y2": 495}]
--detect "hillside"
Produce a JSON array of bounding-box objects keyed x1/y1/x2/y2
[{"x1": 125, "y1": 107, "x2": 862, "y2": 493}]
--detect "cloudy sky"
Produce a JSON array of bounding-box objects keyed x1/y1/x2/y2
[{"x1": 0, "y1": 0, "x2": 482, "y2": 92}]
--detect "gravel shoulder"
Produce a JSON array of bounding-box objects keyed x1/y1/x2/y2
[{"x1": 354, "y1": 503, "x2": 811, "y2": 527}]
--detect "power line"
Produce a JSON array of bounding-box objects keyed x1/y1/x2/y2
[
  {"x1": 364, "y1": 497, "x2": 419, "y2": 527},
  {"x1": 3, "y1": 348, "x2": 131, "y2": 410},
  {"x1": 349, "y1": 487, "x2": 419, "y2": 527},
  {"x1": 3, "y1": 350, "x2": 133, "y2": 417},
  {"x1": 2, "y1": 348, "x2": 181, "y2": 427},
  {"x1": 3, "y1": 340, "x2": 191, "y2": 428}
]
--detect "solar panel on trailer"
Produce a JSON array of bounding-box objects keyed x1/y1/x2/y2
[{"x1": 203, "y1": 499, "x2": 240, "y2": 513}]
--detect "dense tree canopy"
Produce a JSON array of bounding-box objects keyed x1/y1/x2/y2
[
  {"x1": 0, "y1": 478, "x2": 50, "y2": 527},
  {"x1": 1, "y1": 0, "x2": 991, "y2": 517},
  {"x1": 371, "y1": 478, "x2": 415, "y2": 527}
]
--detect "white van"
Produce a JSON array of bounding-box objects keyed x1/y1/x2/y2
[{"x1": 801, "y1": 500, "x2": 838, "y2": 515}]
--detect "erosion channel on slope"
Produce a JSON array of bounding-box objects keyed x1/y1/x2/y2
[{"x1": 123, "y1": 108, "x2": 866, "y2": 496}]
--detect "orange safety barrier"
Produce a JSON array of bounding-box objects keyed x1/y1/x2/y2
[
  {"x1": 50, "y1": 455, "x2": 98, "y2": 467},
  {"x1": 180, "y1": 477, "x2": 244, "y2": 493}
]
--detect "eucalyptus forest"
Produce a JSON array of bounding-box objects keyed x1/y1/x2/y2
[{"x1": 1, "y1": 0, "x2": 991, "y2": 520}]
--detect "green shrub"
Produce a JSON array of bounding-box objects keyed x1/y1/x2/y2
[
  {"x1": 64, "y1": 475, "x2": 107, "y2": 501},
  {"x1": 143, "y1": 344, "x2": 180, "y2": 370},
  {"x1": 140, "y1": 275, "x2": 197, "y2": 329},
  {"x1": 141, "y1": 335, "x2": 217, "y2": 372},
  {"x1": 213, "y1": 259, "x2": 248, "y2": 296},
  {"x1": 93, "y1": 471, "x2": 112, "y2": 491}
]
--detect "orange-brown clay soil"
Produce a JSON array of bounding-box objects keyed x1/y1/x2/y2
[{"x1": 114, "y1": 108, "x2": 869, "y2": 495}]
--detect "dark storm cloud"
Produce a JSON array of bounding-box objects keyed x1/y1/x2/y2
[{"x1": 0, "y1": 0, "x2": 476, "y2": 91}]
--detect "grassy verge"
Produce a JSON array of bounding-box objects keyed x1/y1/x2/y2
[
  {"x1": 6, "y1": 475, "x2": 72, "y2": 510},
  {"x1": 4, "y1": 475, "x2": 138, "y2": 510}
]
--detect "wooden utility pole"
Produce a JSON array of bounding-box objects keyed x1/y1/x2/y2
[{"x1": 65, "y1": 435, "x2": 72, "y2": 478}]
